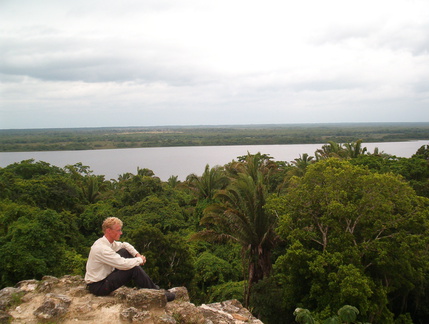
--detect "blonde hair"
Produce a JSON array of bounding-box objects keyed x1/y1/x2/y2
[{"x1": 102, "y1": 217, "x2": 123, "y2": 232}]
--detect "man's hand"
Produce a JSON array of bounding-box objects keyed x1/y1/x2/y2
[{"x1": 136, "y1": 253, "x2": 146, "y2": 265}]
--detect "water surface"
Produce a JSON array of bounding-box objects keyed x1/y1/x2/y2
[{"x1": 0, "y1": 140, "x2": 427, "y2": 181}]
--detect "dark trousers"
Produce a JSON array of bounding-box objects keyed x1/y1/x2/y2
[{"x1": 88, "y1": 248, "x2": 158, "y2": 296}]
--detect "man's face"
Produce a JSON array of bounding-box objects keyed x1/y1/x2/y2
[{"x1": 107, "y1": 224, "x2": 123, "y2": 241}]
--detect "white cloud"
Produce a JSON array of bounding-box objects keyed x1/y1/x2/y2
[{"x1": 1, "y1": 0, "x2": 428, "y2": 128}]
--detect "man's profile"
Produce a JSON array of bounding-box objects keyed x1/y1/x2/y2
[{"x1": 84, "y1": 217, "x2": 175, "y2": 301}]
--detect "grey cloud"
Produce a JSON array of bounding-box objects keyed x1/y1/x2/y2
[
  {"x1": 1, "y1": 0, "x2": 428, "y2": 129},
  {"x1": 312, "y1": 18, "x2": 429, "y2": 56},
  {"x1": 376, "y1": 25, "x2": 429, "y2": 55},
  {"x1": 312, "y1": 26, "x2": 375, "y2": 46},
  {"x1": 0, "y1": 30, "x2": 207, "y2": 85},
  {"x1": 288, "y1": 79, "x2": 364, "y2": 93}
]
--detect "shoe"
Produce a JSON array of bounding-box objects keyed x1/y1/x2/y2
[{"x1": 165, "y1": 291, "x2": 175, "y2": 302}]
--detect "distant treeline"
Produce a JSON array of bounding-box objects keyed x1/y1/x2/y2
[{"x1": 1, "y1": 122, "x2": 429, "y2": 152}]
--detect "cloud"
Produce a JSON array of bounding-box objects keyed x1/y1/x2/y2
[{"x1": 1, "y1": 0, "x2": 429, "y2": 129}]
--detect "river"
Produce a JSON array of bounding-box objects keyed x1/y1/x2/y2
[{"x1": 0, "y1": 140, "x2": 427, "y2": 181}]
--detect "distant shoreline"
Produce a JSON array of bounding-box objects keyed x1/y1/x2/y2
[
  {"x1": 1, "y1": 121, "x2": 429, "y2": 132},
  {"x1": 1, "y1": 122, "x2": 428, "y2": 153}
]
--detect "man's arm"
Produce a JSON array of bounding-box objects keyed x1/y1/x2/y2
[
  {"x1": 98, "y1": 247, "x2": 143, "y2": 270},
  {"x1": 113, "y1": 241, "x2": 146, "y2": 265}
]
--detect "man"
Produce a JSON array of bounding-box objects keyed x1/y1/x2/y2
[{"x1": 85, "y1": 217, "x2": 175, "y2": 301}]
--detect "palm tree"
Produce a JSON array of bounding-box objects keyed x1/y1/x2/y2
[
  {"x1": 291, "y1": 153, "x2": 315, "y2": 176},
  {"x1": 137, "y1": 167, "x2": 155, "y2": 177},
  {"x1": 64, "y1": 163, "x2": 106, "y2": 203},
  {"x1": 193, "y1": 154, "x2": 279, "y2": 306},
  {"x1": 227, "y1": 152, "x2": 281, "y2": 193},
  {"x1": 186, "y1": 164, "x2": 229, "y2": 200},
  {"x1": 81, "y1": 175, "x2": 101, "y2": 203},
  {"x1": 167, "y1": 175, "x2": 180, "y2": 188},
  {"x1": 315, "y1": 141, "x2": 344, "y2": 160},
  {"x1": 117, "y1": 172, "x2": 133, "y2": 182},
  {"x1": 343, "y1": 139, "x2": 367, "y2": 158}
]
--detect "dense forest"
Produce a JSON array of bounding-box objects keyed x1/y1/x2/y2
[
  {"x1": 1, "y1": 122, "x2": 429, "y2": 152},
  {"x1": 1, "y1": 140, "x2": 429, "y2": 323}
]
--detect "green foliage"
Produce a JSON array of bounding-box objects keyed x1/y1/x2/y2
[
  {"x1": 1, "y1": 143, "x2": 429, "y2": 323},
  {"x1": 0, "y1": 207, "x2": 68, "y2": 286},
  {"x1": 337, "y1": 305, "x2": 359, "y2": 322},
  {"x1": 351, "y1": 154, "x2": 429, "y2": 198},
  {"x1": 413, "y1": 144, "x2": 429, "y2": 160},
  {"x1": 294, "y1": 308, "x2": 316, "y2": 324},
  {"x1": 273, "y1": 158, "x2": 429, "y2": 323},
  {"x1": 186, "y1": 164, "x2": 229, "y2": 200},
  {"x1": 79, "y1": 202, "x2": 114, "y2": 240},
  {"x1": 193, "y1": 251, "x2": 235, "y2": 289},
  {"x1": 60, "y1": 249, "x2": 87, "y2": 276},
  {"x1": 125, "y1": 222, "x2": 195, "y2": 288},
  {"x1": 394, "y1": 313, "x2": 414, "y2": 324},
  {"x1": 0, "y1": 160, "x2": 82, "y2": 212},
  {"x1": 294, "y1": 305, "x2": 367, "y2": 324},
  {"x1": 208, "y1": 281, "x2": 244, "y2": 303},
  {"x1": 116, "y1": 173, "x2": 163, "y2": 205},
  {"x1": 194, "y1": 153, "x2": 280, "y2": 306},
  {"x1": 167, "y1": 175, "x2": 180, "y2": 188},
  {"x1": 1, "y1": 159, "x2": 64, "y2": 179},
  {"x1": 249, "y1": 276, "x2": 285, "y2": 324},
  {"x1": 120, "y1": 195, "x2": 187, "y2": 233},
  {"x1": 315, "y1": 140, "x2": 367, "y2": 160}
]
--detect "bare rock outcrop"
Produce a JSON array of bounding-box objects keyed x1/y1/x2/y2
[{"x1": 0, "y1": 275, "x2": 263, "y2": 324}]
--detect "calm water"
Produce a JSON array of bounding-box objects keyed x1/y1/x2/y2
[{"x1": 0, "y1": 140, "x2": 427, "y2": 181}]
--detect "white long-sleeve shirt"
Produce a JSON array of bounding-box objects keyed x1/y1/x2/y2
[{"x1": 84, "y1": 236, "x2": 143, "y2": 284}]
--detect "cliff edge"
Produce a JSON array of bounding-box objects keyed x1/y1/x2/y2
[{"x1": 0, "y1": 275, "x2": 263, "y2": 324}]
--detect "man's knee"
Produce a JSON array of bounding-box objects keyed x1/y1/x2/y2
[{"x1": 117, "y1": 248, "x2": 133, "y2": 258}]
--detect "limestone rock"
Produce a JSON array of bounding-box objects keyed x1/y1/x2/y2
[
  {"x1": 114, "y1": 287, "x2": 166, "y2": 310},
  {"x1": 199, "y1": 300, "x2": 264, "y2": 324},
  {"x1": 0, "y1": 310, "x2": 12, "y2": 324},
  {"x1": 33, "y1": 293, "x2": 72, "y2": 320},
  {"x1": 0, "y1": 287, "x2": 21, "y2": 311},
  {"x1": 0, "y1": 275, "x2": 264, "y2": 323},
  {"x1": 120, "y1": 307, "x2": 152, "y2": 322},
  {"x1": 15, "y1": 279, "x2": 39, "y2": 292},
  {"x1": 166, "y1": 301, "x2": 205, "y2": 324},
  {"x1": 168, "y1": 287, "x2": 190, "y2": 302}
]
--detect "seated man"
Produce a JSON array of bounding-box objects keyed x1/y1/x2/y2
[{"x1": 85, "y1": 217, "x2": 175, "y2": 301}]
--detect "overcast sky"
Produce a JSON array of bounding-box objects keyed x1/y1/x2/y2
[{"x1": 1, "y1": 0, "x2": 428, "y2": 129}]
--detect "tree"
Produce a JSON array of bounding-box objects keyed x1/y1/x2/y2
[
  {"x1": 193, "y1": 251, "x2": 236, "y2": 295},
  {"x1": 271, "y1": 159, "x2": 429, "y2": 323},
  {"x1": 125, "y1": 222, "x2": 195, "y2": 288},
  {"x1": 186, "y1": 164, "x2": 230, "y2": 229},
  {"x1": 229, "y1": 152, "x2": 281, "y2": 192},
  {"x1": 290, "y1": 153, "x2": 315, "y2": 177},
  {"x1": 343, "y1": 139, "x2": 367, "y2": 158},
  {"x1": 0, "y1": 160, "x2": 82, "y2": 213},
  {"x1": 413, "y1": 144, "x2": 429, "y2": 160},
  {"x1": 115, "y1": 171, "x2": 163, "y2": 206},
  {"x1": 64, "y1": 163, "x2": 109, "y2": 204},
  {"x1": 120, "y1": 195, "x2": 187, "y2": 233},
  {"x1": 315, "y1": 141, "x2": 345, "y2": 160},
  {"x1": 186, "y1": 164, "x2": 229, "y2": 201},
  {"x1": 294, "y1": 305, "x2": 366, "y2": 324},
  {"x1": 167, "y1": 175, "x2": 180, "y2": 188},
  {"x1": 315, "y1": 140, "x2": 368, "y2": 161},
  {"x1": 0, "y1": 207, "x2": 69, "y2": 287},
  {"x1": 193, "y1": 153, "x2": 279, "y2": 306},
  {"x1": 351, "y1": 153, "x2": 429, "y2": 198}
]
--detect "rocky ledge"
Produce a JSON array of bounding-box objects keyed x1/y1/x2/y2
[{"x1": 0, "y1": 275, "x2": 263, "y2": 324}]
